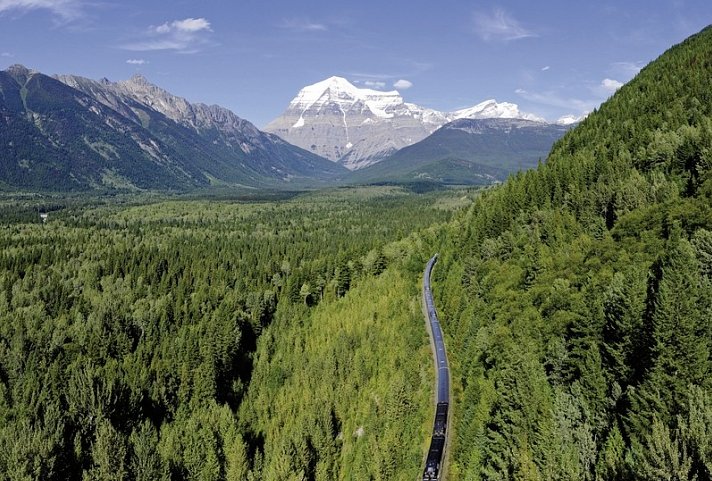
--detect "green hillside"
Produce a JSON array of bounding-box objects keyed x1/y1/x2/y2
[
  {"x1": 0, "y1": 69, "x2": 207, "y2": 191},
  {"x1": 432, "y1": 25, "x2": 712, "y2": 479},
  {"x1": 348, "y1": 119, "x2": 569, "y2": 185}
]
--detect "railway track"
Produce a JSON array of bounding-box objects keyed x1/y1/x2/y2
[{"x1": 422, "y1": 254, "x2": 450, "y2": 481}]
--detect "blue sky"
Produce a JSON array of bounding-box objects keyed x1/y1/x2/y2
[{"x1": 0, "y1": 0, "x2": 710, "y2": 126}]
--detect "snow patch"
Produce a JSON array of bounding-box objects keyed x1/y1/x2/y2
[
  {"x1": 288, "y1": 76, "x2": 403, "y2": 113},
  {"x1": 556, "y1": 113, "x2": 586, "y2": 125},
  {"x1": 451, "y1": 99, "x2": 545, "y2": 123}
]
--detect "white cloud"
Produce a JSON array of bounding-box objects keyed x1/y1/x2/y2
[
  {"x1": 473, "y1": 8, "x2": 537, "y2": 42},
  {"x1": 122, "y1": 17, "x2": 213, "y2": 53},
  {"x1": 0, "y1": 0, "x2": 85, "y2": 21},
  {"x1": 362, "y1": 80, "x2": 386, "y2": 89},
  {"x1": 155, "y1": 17, "x2": 211, "y2": 34},
  {"x1": 280, "y1": 17, "x2": 327, "y2": 32},
  {"x1": 515, "y1": 88, "x2": 598, "y2": 113},
  {"x1": 601, "y1": 78, "x2": 624, "y2": 93},
  {"x1": 393, "y1": 79, "x2": 413, "y2": 90},
  {"x1": 126, "y1": 59, "x2": 148, "y2": 65},
  {"x1": 610, "y1": 61, "x2": 644, "y2": 78},
  {"x1": 541, "y1": 66, "x2": 550, "y2": 71},
  {"x1": 1, "y1": 52, "x2": 13, "y2": 57}
]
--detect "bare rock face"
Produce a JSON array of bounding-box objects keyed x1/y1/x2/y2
[
  {"x1": 55, "y1": 74, "x2": 264, "y2": 144},
  {"x1": 9, "y1": 69, "x2": 345, "y2": 189},
  {"x1": 264, "y1": 77, "x2": 446, "y2": 170},
  {"x1": 53, "y1": 72, "x2": 348, "y2": 183},
  {"x1": 265, "y1": 76, "x2": 545, "y2": 170}
]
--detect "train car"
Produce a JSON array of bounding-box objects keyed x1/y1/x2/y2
[
  {"x1": 422, "y1": 435, "x2": 445, "y2": 481},
  {"x1": 433, "y1": 402, "x2": 448, "y2": 436}
]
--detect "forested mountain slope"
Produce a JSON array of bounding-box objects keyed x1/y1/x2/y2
[
  {"x1": 348, "y1": 118, "x2": 569, "y2": 185},
  {"x1": 0, "y1": 66, "x2": 344, "y2": 192},
  {"x1": 432, "y1": 25, "x2": 712, "y2": 479}
]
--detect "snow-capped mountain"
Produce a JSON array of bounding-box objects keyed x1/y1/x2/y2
[
  {"x1": 451, "y1": 99, "x2": 545, "y2": 123},
  {"x1": 265, "y1": 76, "x2": 546, "y2": 170},
  {"x1": 555, "y1": 114, "x2": 586, "y2": 125},
  {"x1": 265, "y1": 77, "x2": 448, "y2": 170}
]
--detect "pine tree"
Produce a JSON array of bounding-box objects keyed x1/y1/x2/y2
[
  {"x1": 83, "y1": 419, "x2": 128, "y2": 481},
  {"x1": 601, "y1": 271, "x2": 643, "y2": 387},
  {"x1": 129, "y1": 421, "x2": 166, "y2": 481},
  {"x1": 630, "y1": 234, "x2": 710, "y2": 436}
]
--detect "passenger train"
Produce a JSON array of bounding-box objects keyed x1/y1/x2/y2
[{"x1": 422, "y1": 254, "x2": 449, "y2": 481}]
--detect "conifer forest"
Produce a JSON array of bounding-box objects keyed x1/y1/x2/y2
[{"x1": 2, "y1": 21, "x2": 712, "y2": 481}]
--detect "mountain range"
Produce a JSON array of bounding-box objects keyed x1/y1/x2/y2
[
  {"x1": 264, "y1": 76, "x2": 563, "y2": 170},
  {"x1": 0, "y1": 65, "x2": 344, "y2": 192},
  {"x1": 0, "y1": 65, "x2": 571, "y2": 192}
]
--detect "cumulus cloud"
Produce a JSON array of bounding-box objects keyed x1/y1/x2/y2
[
  {"x1": 122, "y1": 17, "x2": 213, "y2": 53},
  {"x1": 126, "y1": 59, "x2": 148, "y2": 65},
  {"x1": 280, "y1": 17, "x2": 327, "y2": 32},
  {"x1": 473, "y1": 8, "x2": 537, "y2": 42},
  {"x1": 393, "y1": 79, "x2": 413, "y2": 90},
  {"x1": 601, "y1": 78, "x2": 624, "y2": 92},
  {"x1": 0, "y1": 0, "x2": 85, "y2": 21}
]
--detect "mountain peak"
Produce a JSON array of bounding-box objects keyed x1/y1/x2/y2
[
  {"x1": 7, "y1": 64, "x2": 31, "y2": 74},
  {"x1": 452, "y1": 99, "x2": 545, "y2": 123},
  {"x1": 556, "y1": 114, "x2": 586, "y2": 125},
  {"x1": 128, "y1": 73, "x2": 152, "y2": 86},
  {"x1": 266, "y1": 76, "x2": 549, "y2": 168},
  {"x1": 5, "y1": 64, "x2": 36, "y2": 83},
  {"x1": 292, "y1": 76, "x2": 401, "y2": 108},
  {"x1": 322, "y1": 76, "x2": 355, "y2": 88}
]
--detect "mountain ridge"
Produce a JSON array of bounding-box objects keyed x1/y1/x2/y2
[
  {"x1": 348, "y1": 118, "x2": 570, "y2": 185},
  {"x1": 265, "y1": 76, "x2": 553, "y2": 170},
  {"x1": 0, "y1": 65, "x2": 345, "y2": 191}
]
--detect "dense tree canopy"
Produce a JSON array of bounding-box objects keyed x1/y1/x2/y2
[
  {"x1": 433, "y1": 26, "x2": 712, "y2": 480},
  {"x1": 0, "y1": 187, "x2": 469, "y2": 480},
  {"x1": 4, "y1": 24, "x2": 712, "y2": 481}
]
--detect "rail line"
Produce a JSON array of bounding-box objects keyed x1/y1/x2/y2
[{"x1": 422, "y1": 254, "x2": 450, "y2": 481}]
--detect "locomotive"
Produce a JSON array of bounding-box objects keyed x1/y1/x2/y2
[{"x1": 422, "y1": 402, "x2": 448, "y2": 480}]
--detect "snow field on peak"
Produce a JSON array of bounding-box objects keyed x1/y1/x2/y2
[{"x1": 284, "y1": 77, "x2": 544, "y2": 125}]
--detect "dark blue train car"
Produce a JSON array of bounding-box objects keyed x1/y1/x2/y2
[
  {"x1": 422, "y1": 436, "x2": 445, "y2": 481},
  {"x1": 422, "y1": 255, "x2": 449, "y2": 481}
]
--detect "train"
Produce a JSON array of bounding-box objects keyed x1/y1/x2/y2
[
  {"x1": 423, "y1": 402, "x2": 448, "y2": 480},
  {"x1": 422, "y1": 254, "x2": 450, "y2": 481}
]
